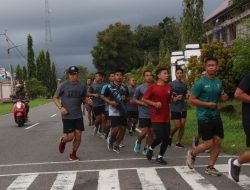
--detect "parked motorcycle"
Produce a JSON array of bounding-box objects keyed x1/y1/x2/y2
[{"x1": 13, "y1": 99, "x2": 27, "y2": 127}]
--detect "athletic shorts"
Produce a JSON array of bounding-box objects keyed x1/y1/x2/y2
[
  {"x1": 171, "y1": 111, "x2": 187, "y2": 120},
  {"x1": 85, "y1": 104, "x2": 92, "y2": 111},
  {"x1": 109, "y1": 116, "x2": 127, "y2": 127},
  {"x1": 62, "y1": 118, "x2": 85, "y2": 134},
  {"x1": 92, "y1": 105, "x2": 105, "y2": 116},
  {"x1": 243, "y1": 119, "x2": 250, "y2": 147},
  {"x1": 198, "y1": 118, "x2": 224, "y2": 141},
  {"x1": 127, "y1": 111, "x2": 138, "y2": 119},
  {"x1": 139, "y1": 118, "x2": 151, "y2": 128}
]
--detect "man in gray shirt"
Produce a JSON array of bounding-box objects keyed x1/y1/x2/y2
[
  {"x1": 53, "y1": 66, "x2": 89, "y2": 161},
  {"x1": 133, "y1": 70, "x2": 153, "y2": 155}
]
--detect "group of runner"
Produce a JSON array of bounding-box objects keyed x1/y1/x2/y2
[{"x1": 53, "y1": 56, "x2": 250, "y2": 183}]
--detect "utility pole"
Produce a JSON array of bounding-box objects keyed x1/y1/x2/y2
[{"x1": 45, "y1": 0, "x2": 52, "y2": 51}]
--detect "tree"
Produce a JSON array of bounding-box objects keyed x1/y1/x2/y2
[
  {"x1": 181, "y1": 0, "x2": 205, "y2": 46},
  {"x1": 15, "y1": 64, "x2": 23, "y2": 83},
  {"x1": 27, "y1": 34, "x2": 36, "y2": 79},
  {"x1": 26, "y1": 78, "x2": 48, "y2": 98},
  {"x1": 158, "y1": 39, "x2": 171, "y2": 74},
  {"x1": 50, "y1": 62, "x2": 57, "y2": 95},
  {"x1": 22, "y1": 66, "x2": 27, "y2": 81},
  {"x1": 91, "y1": 22, "x2": 138, "y2": 73},
  {"x1": 231, "y1": 19, "x2": 250, "y2": 81},
  {"x1": 231, "y1": 0, "x2": 249, "y2": 6},
  {"x1": 158, "y1": 17, "x2": 181, "y2": 52}
]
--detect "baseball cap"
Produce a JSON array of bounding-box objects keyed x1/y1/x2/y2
[{"x1": 68, "y1": 66, "x2": 79, "y2": 74}]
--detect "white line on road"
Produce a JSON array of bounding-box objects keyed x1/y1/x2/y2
[
  {"x1": 6, "y1": 174, "x2": 38, "y2": 190},
  {"x1": 0, "y1": 156, "x2": 240, "y2": 168},
  {"x1": 25, "y1": 123, "x2": 39, "y2": 130},
  {"x1": 137, "y1": 168, "x2": 166, "y2": 190},
  {"x1": 50, "y1": 114, "x2": 57, "y2": 118},
  {"x1": 175, "y1": 166, "x2": 218, "y2": 190},
  {"x1": 50, "y1": 172, "x2": 76, "y2": 190},
  {"x1": 98, "y1": 169, "x2": 120, "y2": 190}
]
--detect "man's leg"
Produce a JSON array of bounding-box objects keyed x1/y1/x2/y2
[{"x1": 176, "y1": 118, "x2": 186, "y2": 145}]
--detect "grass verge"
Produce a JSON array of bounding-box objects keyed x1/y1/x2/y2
[{"x1": 0, "y1": 98, "x2": 52, "y2": 115}]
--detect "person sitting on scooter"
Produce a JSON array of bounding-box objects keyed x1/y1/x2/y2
[{"x1": 12, "y1": 84, "x2": 30, "y2": 118}]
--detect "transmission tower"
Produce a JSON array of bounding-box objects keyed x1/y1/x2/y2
[{"x1": 45, "y1": 0, "x2": 52, "y2": 51}]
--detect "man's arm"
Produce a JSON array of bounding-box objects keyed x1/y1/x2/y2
[
  {"x1": 235, "y1": 88, "x2": 250, "y2": 103},
  {"x1": 189, "y1": 94, "x2": 217, "y2": 109},
  {"x1": 53, "y1": 95, "x2": 68, "y2": 115}
]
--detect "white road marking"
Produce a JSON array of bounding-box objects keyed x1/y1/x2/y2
[
  {"x1": 137, "y1": 168, "x2": 166, "y2": 190},
  {"x1": 175, "y1": 166, "x2": 217, "y2": 190},
  {"x1": 0, "y1": 156, "x2": 240, "y2": 168},
  {"x1": 25, "y1": 123, "x2": 39, "y2": 130},
  {"x1": 6, "y1": 174, "x2": 38, "y2": 190},
  {"x1": 50, "y1": 114, "x2": 57, "y2": 118},
  {"x1": 216, "y1": 164, "x2": 250, "y2": 190},
  {"x1": 98, "y1": 169, "x2": 120, "y2": 190},
  {"x1": 50, "y1": 172, "x2": 76, "y2": 190}
]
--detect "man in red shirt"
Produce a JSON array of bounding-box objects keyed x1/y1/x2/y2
[{"x1": 143, "y1": 68, "x2": 172, "y2": 165}]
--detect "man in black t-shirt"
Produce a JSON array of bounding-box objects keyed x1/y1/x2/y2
[{"x1": 228, "y1": 72, "x2": 250, "y2": 182}]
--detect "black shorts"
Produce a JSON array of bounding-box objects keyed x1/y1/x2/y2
[
  {"x1": 151, "y1": 122, "x2": 171, "y2": 142},
  {"x1": 139, "y1": 118, "x2": 151, "y2": 128},
  {"x1": 110, "y1": 116, "x2": 127, "y2": 127},
  {"x1": 62, "y1": 118, "x2": 85, "y2": 134},
  {"x1": 171, "y1": 111, "x2": 187, "y2": 120},
  {"x1": 198, "y1": 118, "x2": 224, "y2": 141},
  {"x1": 92, "y1": 105, "x2": 105, "y2": 116},
  {"x1": 127, "y1": 111, "x2": 138, "y2": 119},
  {"x1": 243, "y1": 119, "x2": 250, "y2": 147}
]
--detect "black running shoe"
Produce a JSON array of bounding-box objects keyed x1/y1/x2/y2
[
  {"x1": 113, "y1": 145, "x2": 121, "y2": 153},
  {"x1": 155, "y1": 157, "x2": 167, "y2": 165},
  {"x1": 228, "y1": 158, "x2": 241, "y2": 182},
  {"x1": 146, "y1": 147, "x2": 153, "y2": 160}
]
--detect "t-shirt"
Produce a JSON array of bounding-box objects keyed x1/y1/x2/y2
[
  {"x1": 143, "y1": 83, "x2": 172, "y2": 122},
  {"x1": 88, "y1": 82, "x2": 105, "y2": 107},
  {"x1": 191, "y1": 76, "x2": 222, "y2": 120},
  {"x1": 238, "y1": 72, "x2": 250, "y2": 123},
  {"x1": 103, "y1": 83, "x2": 129, "y2": 116},
  {"x1": 126, "y1": 86, "x2": 138, "y2": 112},
  {"x1": 134, "y1": 84, "x2": 150, "y2": 119},
  {"x1": 101, "y1": 83, "x2": 109, "y2": 112},
  {"x1": 169, "y1": 81, "x2": 188, "y2": 112},
  {"x1": 55, "y1": 81, "x2": 86, "y2": 119}
]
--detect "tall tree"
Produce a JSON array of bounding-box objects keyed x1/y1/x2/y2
[
  {"x1": 91, "y1": 22, "x2": 138, "y2": 73},
  {"x1": 158, "y1": 40, "x2": 171, "y2": 73},
  {"x1": 50, "y1": 62, "x2": 57, "y2": 95},
  {"x1": 158, "y1": 17, "x2": 181, "y2": 52},
  {"x1": 15, "y1": 64, "x2": 23, "y2": 83},
  {"x1": 181, "y1": 0, "x2": 205, "y2": 46},
  {"x1": 22, "y1": 66, "x2": 27, "y2": 81},
  {"x1": 27, "y1": 34, "x2": 36, "y2": 79},
  {"x1": 36, "y1": 50, "x2": 45, "y2": 83}
]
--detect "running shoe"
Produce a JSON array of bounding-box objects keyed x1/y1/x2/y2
[
  {"x1": 113, "y1": 145, "x2": 121, "y2": 153},
  {"x1": 175, "y1": 143, "x2": 185, "y2": 148},
  {"x1": 134, "y1": 140, "x2": 141, "y2": 153},
  {"x1": 146, "y1": 147, "x2": 153, "y2": 160},
  {"x1": 155, "y1": 157, "x2": 167, "y2": 165},
  {"x1": 142, "y1": 146, "x2": 147, "y2": 155},
  {"x1": 186, "y1": 150, "x2": 195, "y2": 169},
  {"x1": 205, "y1": 166, "x2": 222, "y2": 176},
  {"x1": 69, "y1": 154, "x2": 80, "y2": 161},
  {"x1": 228, "y1": 158, "x2": 241, "y2": 182},
  {"x1": 59, "y1": 137, "x2": 66, "y2": 154}
]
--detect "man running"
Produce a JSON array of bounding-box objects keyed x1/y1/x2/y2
[
  {"x1": 102, "y1": 69, "x2": 129, "y2": 153},
  {"x1": 143, "y1": 68, "x2": 172, "y2": 165},
  {"x1": 86, "y1": 78, "x2": 93, "y2": 126},
  {"x1": 133, "y1": 70, "x2": 153, "y2": 155},
  {"x1": 53, "y1": 66, "x2": 89, "y2": 161},
  {"x1": 186, "y1": 57, "x2": 228, "y2": 176},
  {"x1": 169, "y1": 67, "x2": 188, "y2": 148},
  {"x1": 88, "y1": 72, "x2": 105, "y2": 136},
  {"x1": 126, "y1": 77, "x2": 138, "y2": 135},
  {"x1": 228, "y1": 72, "x2": 250, "y2": 182}
]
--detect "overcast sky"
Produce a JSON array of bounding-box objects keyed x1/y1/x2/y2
[{"x1": 0, "y1": 0, "x2": 223, "y2": 74}]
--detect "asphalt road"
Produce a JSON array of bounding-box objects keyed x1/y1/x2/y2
[{"x1": 0, "y1": 103, "x2": 249, "y2": 190}]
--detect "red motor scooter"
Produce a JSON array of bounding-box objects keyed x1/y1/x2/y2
[{"x1": 13, "y1": 98, "x2": 27, "y2": 127}]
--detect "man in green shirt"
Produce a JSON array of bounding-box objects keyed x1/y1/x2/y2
[{"x1": 186, "y1": 57, "x2": 228, "y2": 176}]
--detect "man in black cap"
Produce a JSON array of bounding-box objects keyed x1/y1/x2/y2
[{"x1": 53, "y1": 66, "x2": 89, "y2": 161}]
